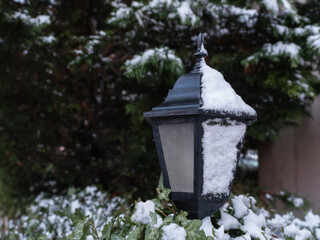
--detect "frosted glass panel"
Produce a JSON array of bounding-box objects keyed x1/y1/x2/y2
[{"x1": 159, "y1": 123, "x2": 194, "y2": 193}]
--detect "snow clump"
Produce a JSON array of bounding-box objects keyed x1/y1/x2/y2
[
  {"x1": 131, "y1": 200, "x2": 163, "y2": 228},
  {"x1": 161, "y1": 223, "x2": 187, "y2": 240},
  {"x1": 200, "y1": 216, "x2": 214, "y2": 237}
]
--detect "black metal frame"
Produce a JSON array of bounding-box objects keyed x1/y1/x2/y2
[{"x1": 143, "y1": 33, "x2": 257, "y2": 219}]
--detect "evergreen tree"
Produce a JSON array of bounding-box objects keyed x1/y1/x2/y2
[{"x1": 0, "y1": 0, "x2": 319, "y2": 211}]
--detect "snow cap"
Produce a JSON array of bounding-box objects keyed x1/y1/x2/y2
[{"x1": 194, "y1": 33, "x2": 256, "y2": 118}]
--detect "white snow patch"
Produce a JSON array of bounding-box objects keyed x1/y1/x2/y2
[
  {"x1": 239, "y1": 195, "x2": 256, "y2": 209},
  {"x1": 316, "y1": 228, "x2": 320, "y2": 239},
  {"x1": 241, "y1": 222, "x2": 265, "y2": 239},
  {"x1": 213, "y1": 225, "x2": 225, "y2": 240},
  {"x1": 74, "y1": 49, "x2": 83, "y2": 55},
  {"x1": 294, "y1": 27, "x2": 306, "y2": 36},
  {"x1": 263, "y1": 41, "x2": 300, "y2": 58},
  {"x1": 293, "y1": 210, "x2": 320, "y2": 229},
  {"x1": 200, "y1": 59, "x2": 256, "y2": 115},
  {"x1": 125, "y1": 47, "x2": 182, "y2": 70},
  {"x1": 296, "y1": 229, "x2": 312, "y2": 240},
  {"x1": 161, "y1": 223, "x2": 187, "y2": 240},
  {"x1": 259, "y1": 208, "x2": 270, "y2": 218},
  {"x1": 275, "y1": 24, "x2": 289, "y2": 35},
  {"x1": 108, "y1": 5, "x2": 132, "y2": 24},
  {"x1": 34, "y1": 15, "x2": 51, "y2": 25},
  {"x1": 13, "y1": 12, "x2": 51, "y2": 26},
  {"x1": 202, "y1": 119, "x2": 246, "y2": 195},
  {"x1": 154, "y1": 214, "x2": 163, "y2": 228},
  {"x1": 42, "y1": 35, "x2": 56, "y2": 43},
  {"x1": 267, "y1": 212, "x2": 294, "y2": 236},
  {"x1": 280, "y1": 0, "x2": 294, "y2": 13},
  {"x1": 228, "y1": 5, "x2": 257, "y2": 28},
  {"x1": 284, "y1": 224, "x2": 312, "y2": 240},
  {"x1": 206, "y1": 4, "x2": 258, "y2": 31},
  {"x1": 85, "y1": 39, "x2": 100, "y2": 54},
  {"x1": 305, "y1": 211, "x2": 320, "y2": 228},
  {"x1": 305, "y1": 25, "x2": 320, "y2": 35},
  {"x1": 200, "y1": 216, "x2": 214, "y2": 237},
  {"x1": 70, "y1": 199, "x2": 81, "y2": 213},
  {"x1": 263, "y1": 0, "x2": 279, "y2": 13},
  {"x1": 284, "y1": 223, "x2": 300, "y2": 238},
  {"x1": 288, "y1": 196, "x2": 304, "y2": 207},
  {"x1": 265, "y1": 193, "x2": 273, "y2": 200},
  {"x1": 218, "y1": 211, "x2": 240, "y2": 230},
  {"x1": 86, "y1": 235, "x2": 94, "y2": 240},
  {"x1": 308, "y1": 34, "x2": 320, "y2": 52},
  {"x1": 200, "y1": 43, "x2": 208, "y2": 55},
  {"x1": 232, "y1": 196, "x2": 249, "y2": 219},
  {"x1": 131, "y1": 200, "x2": 156, "y2": 225},
  {"x1": 177, "y1": 1, "x2": 197, "y2": 24},
  {"x1": 243, "y1": 210, "x2": 266, "y2": 229}
]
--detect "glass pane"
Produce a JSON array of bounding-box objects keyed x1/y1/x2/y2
[
  {"x1": 202, "y1": 119, "x2": 246, "y2": 196},
  {"x1": 159, "y1": 123, "x2": 194, "y2": 193}
]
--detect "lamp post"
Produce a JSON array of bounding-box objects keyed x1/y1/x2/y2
[{"x1": 143, "y1": 33, "x2": 257, "y2": 219}]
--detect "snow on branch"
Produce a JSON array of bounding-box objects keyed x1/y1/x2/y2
[
  {"x1": 12, "y1": 11, "x2": 51, "y2": 26},
  {"x1": 263, "y1": 42, "x2": 300, "y2": 59},
  {"x1": 107, "y1": 2, "x2": 133, "y2": 27},
  {"x1": 206, "y1": 3, "x2": 258, "y2": 29},
  {"x1": 124, "y1": 47, "x2": 183, "y2": 79},
  {"x1": 177, "y1": 1, "x2": 197, "y2": 25},
  {"x1": 308, "y1": 34, "x2": 320, "y2": 53},
  {"x1": 262, "y1": 0, "x2": 296, "y2": 14},
  {"x1": 243, "y1": 41, "x2": 301, "y2": 67},
  {"x1": 204, "y1": 3, "x2": 259, "y2": 37}
]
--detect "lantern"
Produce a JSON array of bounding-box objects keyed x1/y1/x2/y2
[{"x1": 143, "y1": 33, "x2": 257, "y2": 219}]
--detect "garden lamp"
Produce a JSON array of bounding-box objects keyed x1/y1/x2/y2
[{"x1": 143, "y1": 33, "x2": 257, "y2": 219}]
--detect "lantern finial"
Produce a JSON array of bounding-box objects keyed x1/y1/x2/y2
[{"x1": 193, "y1": 33, "x2": 207, "y2": 73}]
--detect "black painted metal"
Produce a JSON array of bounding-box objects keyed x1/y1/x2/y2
[{"x1": 143, "y1": 33, "x2": 257, "y2": 219}]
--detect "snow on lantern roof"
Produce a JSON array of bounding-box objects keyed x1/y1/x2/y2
[
  {"x1": 200, "y1": 49, "x2": 256, "y2": 116},
  {"x1": 144, "y1": 33, "x2": 257, "y2": 123}
]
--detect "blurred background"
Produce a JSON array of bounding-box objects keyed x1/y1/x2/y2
[{"x1": 1, "y1": 0, "x2": 319, "y2": 216}]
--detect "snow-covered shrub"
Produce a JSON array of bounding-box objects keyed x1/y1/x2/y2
[
  {"x1": 2, "y1": 180, "x2": 319, "y2": 239},
  {"x1": 67, "y1": 180, "x2": 319, "y2": 240},
  {"x1": 1, "y1": 186, "x2": 124, "y2": 239}
]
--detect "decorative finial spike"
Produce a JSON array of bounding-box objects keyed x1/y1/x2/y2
[
  {"x1": 192, "y1": 33, "x2": 207, "y2": 73},
  {"x1": 194, "y1": 33, "x2": 207, "y2": 59}
]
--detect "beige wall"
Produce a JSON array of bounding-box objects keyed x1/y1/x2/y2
[{"x1": 259, "y1": 96, "x2": 320, "y2": 211}]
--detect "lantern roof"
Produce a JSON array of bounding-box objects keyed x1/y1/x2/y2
[{"x1": 144, "y1": 33, "x2": 257, "y2": 124}]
